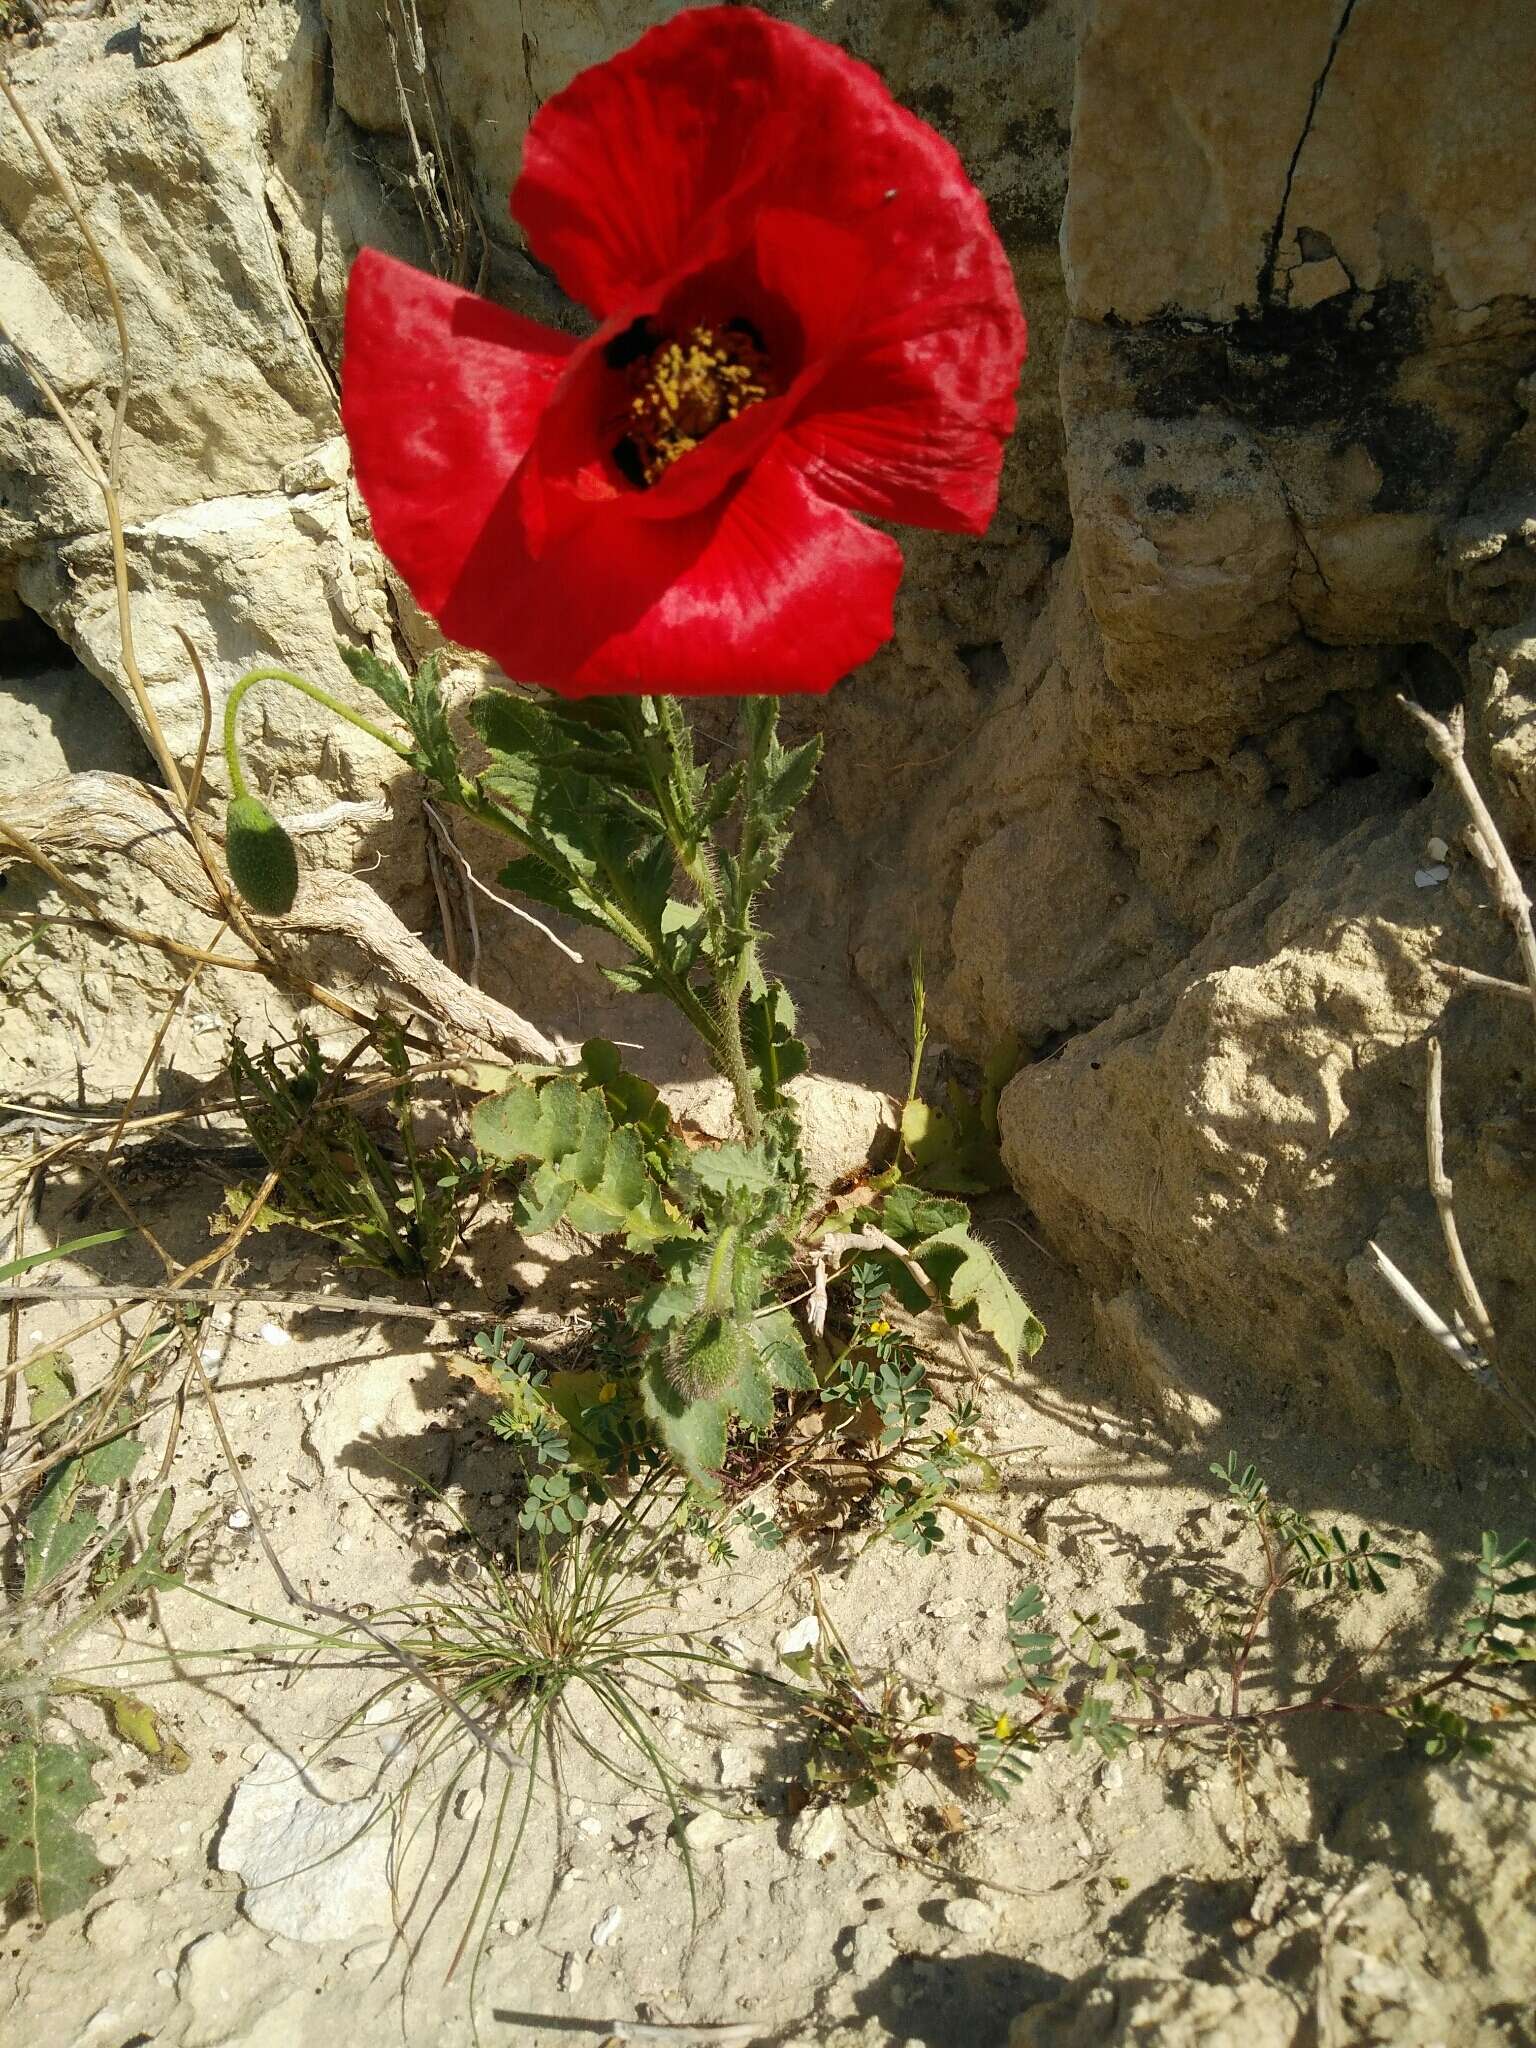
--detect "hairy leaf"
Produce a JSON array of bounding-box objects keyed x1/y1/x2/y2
[
  {"x1": 0, "y1": 1735, "x2": 108, "y2": 1924},
  {"x1": 472, "y1": 1078, "x2": 679, "y2": 1249},
  {"x1": 911, "y1": 1223, "x2": 1044, "y2": 1363}
]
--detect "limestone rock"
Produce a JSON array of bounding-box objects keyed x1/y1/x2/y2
[
  {"x1": 664, "y1": 1074, "x2": 895, "y2": 1191},
  {"x1": 216, "y1": 1750, "x2": 394, "y2": 1944}
]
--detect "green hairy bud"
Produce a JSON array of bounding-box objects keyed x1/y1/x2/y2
[
  {"x1": 224, "y1": 794, "x2": 299, "y2": 915},
  {"x1": 667, "y1": 1312, "x2": 747, "y2": 1402}
]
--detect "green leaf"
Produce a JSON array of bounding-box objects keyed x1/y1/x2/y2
[
  {"x1": 22, "y1": 1352, "x2": 73, "y2": 1432},
  {"x1": 751, "y1": 1307, "x2": 815, "y2": 1391},
  {"x1": 22, "y1": 1466, "x2": 93, "y2": 1596},
  {"x1": 641, "y1": 1357, "x2": 727, "y2": 1486},
  {"x1": 472, "y1": 1078, "x2": 679, "y2": 1249},
  {"x1": 0, "y1": 1735, "x2": 108, "y2": 1924},
  {"x1": 99, "y1": 1693, "x2": 190, "y2": 1774},
  {"x1": 867, "y1": 1197, "x2": 1045, "y2": 1364},
  {"x1": 678, "y1": 1143, "x2": 783, "y2": 1201},
  {"x1": 876, "y1": 1185, "x2": 971, "y2": 1244},
  {"x1": 338, "y1": 643, "x2": 411, "y2": 721},
  {"x1": 743, "y1": 981, "x2": 808, "y2": 1105},
  {"x1": 0, "y1": 1231, "x2": 132, "y2": 1286}
]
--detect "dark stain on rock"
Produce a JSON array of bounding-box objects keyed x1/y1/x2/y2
[
  {"x1": 1108, "y1": 281, "x2": 1460, "y2": 515},
  {"x1": 911, "y1": 83, "x2": 956, "y2": 134},
  {"x1": 993, "y1": 110, "x2": 1072, "y2": 248},
  {"x1": 1146, "y1": 482, "x2": 1193, "y2": 515},
  {"x1": 1115, "y1": 437, "x2": 1147, "y2": 469}
]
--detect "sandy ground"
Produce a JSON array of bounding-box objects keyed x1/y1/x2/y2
[{"x1": 4, "y1": 1153, "x2": 1534, "y2": 2048}]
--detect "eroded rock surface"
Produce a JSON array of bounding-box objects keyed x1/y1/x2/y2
[{"x1": 3, "y1": 2, "x2": 1533, "y2": 1439}]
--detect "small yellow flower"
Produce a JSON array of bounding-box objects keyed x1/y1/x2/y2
[
  {"x1": 597, "y1": 1381, "x2": 619, "y2": 1404},
  {"x1": 993, "y1": 1713, "x2": 1013, "y2": 1741},
  {"x1": 868, "y1": 1318, "x2": 892, "y2": 1337}
]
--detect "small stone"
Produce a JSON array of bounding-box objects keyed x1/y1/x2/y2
[
  {"x1": 776, "y1": 1615, "x2": 820, "y2": 1659},
  {"x1": 943, "y1": 1896, "x2": 997, "y2": 1937},
  {"x1": 716, "y1": 1742, "x2": 754, "y2": 1789},
  {"x1": 258, "y1": 1321, "x2": 290, "y2": 1346},
  {"x1": 225, "y1": 1507, "x2": 251, "y2": 1531},
  {"x1": 591, "y1": 1905, "x2": 622, "y2": 1948},
  {"x1": 1426, "y1": 836, "x2": 1449, "y2": 862},
  {"x1": 559, "y1": 1950, "x2": 584, "y2": 1995},
  {"x1": 679, "y1": 1809, "x2": 744, "y2": 1853},
  {"x1": 217, "y1": 1750, "x2": 393, "y2": 1942},
  {"x1": 839, "y1": 1922, "x2": 896, "y2": 1973},
  {"x1": 1414, "y1": 863, "x2": 1451, "y2": 888},
  {"x1": 787, "y1": 1804, "x2": 846, "y2": 1862},
  {"x1": 454, "y1": 1787, "x2": 483, "y2": 1822},
  {"x1": 1100, "y1": 1762, "x2": 1125, "y2": 1794},
  {"x1": 577, "y1": 1816, "x2": 603, "y2": 1836}
]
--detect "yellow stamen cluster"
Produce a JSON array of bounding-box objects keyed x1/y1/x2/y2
[{"x1": 624, "y1": 322, "x2": 775, "y2": 485}]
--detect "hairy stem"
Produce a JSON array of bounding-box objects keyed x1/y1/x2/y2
[
  {"x1": 644, "y1": 696, "x2": 762, "y2": 1143},
  {"x1": 222, "y1": 665, "x2": 411, "y2": 800}
]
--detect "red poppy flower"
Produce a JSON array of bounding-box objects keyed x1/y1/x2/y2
[{"x1": 341, "y1": 6, "x2": 1026, "y2": 697}]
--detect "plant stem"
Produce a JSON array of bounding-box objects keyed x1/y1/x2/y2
[
  {"x1": 222, "y1": 665, "x2": 410, "y2": 800},
  {"x1": 644, "y1": 696, "x2": 762, "y2": 1144}
]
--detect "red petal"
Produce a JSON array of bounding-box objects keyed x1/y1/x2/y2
[
  {"x1": 785, "y1": 290, "x2": 1028, "y2": 535},
  {"x1": 513, "y1": 7, "x2": 1026, "y2": 531},
  {"x1": 438, "y1": 458, "x2": 903, "y2": 698},
  {"x1": 341, "y1": 249, "x2": 578, "y2": 618}
]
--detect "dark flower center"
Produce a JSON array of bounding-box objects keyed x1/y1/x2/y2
[{"x1": 607, "y1": 317, "x2": 775, "y2": 488}]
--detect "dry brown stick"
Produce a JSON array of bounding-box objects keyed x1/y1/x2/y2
[
  {"x1": 1402, "y1": 698, "x2": 1536, "y2": 1034},
  {"x1": 1431, "y1": 959, "x2": 1530, "y2": 1001},
  {"x1": 2, "y1": 772, "x2": 559, "y2": 1063},
  {"x1": 1423, "y1": 1036, "x2": 1496, "y2": 1357},
  {"x1": 0, "y1": 1282, "x2": 485, "y2": 1324}
]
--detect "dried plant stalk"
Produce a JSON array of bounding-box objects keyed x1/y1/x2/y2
[{"x1": 0, "y1": 772, "x2": 560, "y2": 1065}]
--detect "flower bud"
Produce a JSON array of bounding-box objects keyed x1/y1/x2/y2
[{"x1": 225, "y1": 794, "x2": 299, "y2": 915}]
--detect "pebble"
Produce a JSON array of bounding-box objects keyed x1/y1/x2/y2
[
  {"x1": 787, "y1": 1804, "x2": 846, "y2": 1862},
  {"x1": 1426, "y1": 836, "x2": 1449, "y2": 861},
  {"x1": 776, "y1": 1614, "x2": 820, "y2": 1659},
  {"x1": 225, "y1": 1507, "x2": 251, "y2": 1531},
  {"x1": 559, "y1": 1951, "x2": 584, "y2": 1995},
  {"x1": 258, "y1": 1322, "x2": 291, "y2": 1346},
  {"x1": 1414, "y1": 863, "x2": 1451, "y2": 888},
  {"x1": 679, "y1": 1809, "x2": 744, "y2": 1852},
  {"x1": 591, "y1": 1905, "x2": 622, "y2": 1948},
  {"x1": 839, "y1": 1922, "x2": 896, "y2": 1973},
  {"x1": 943, "y1": 1896, "x2": 997, "y2": 1937},
  {"x1": 577, "y1": 1816, "x2": 603, "y2": 1836},
  {"x1": 716, "y1": 1742, "x2": 754, "y2": 1789}
]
